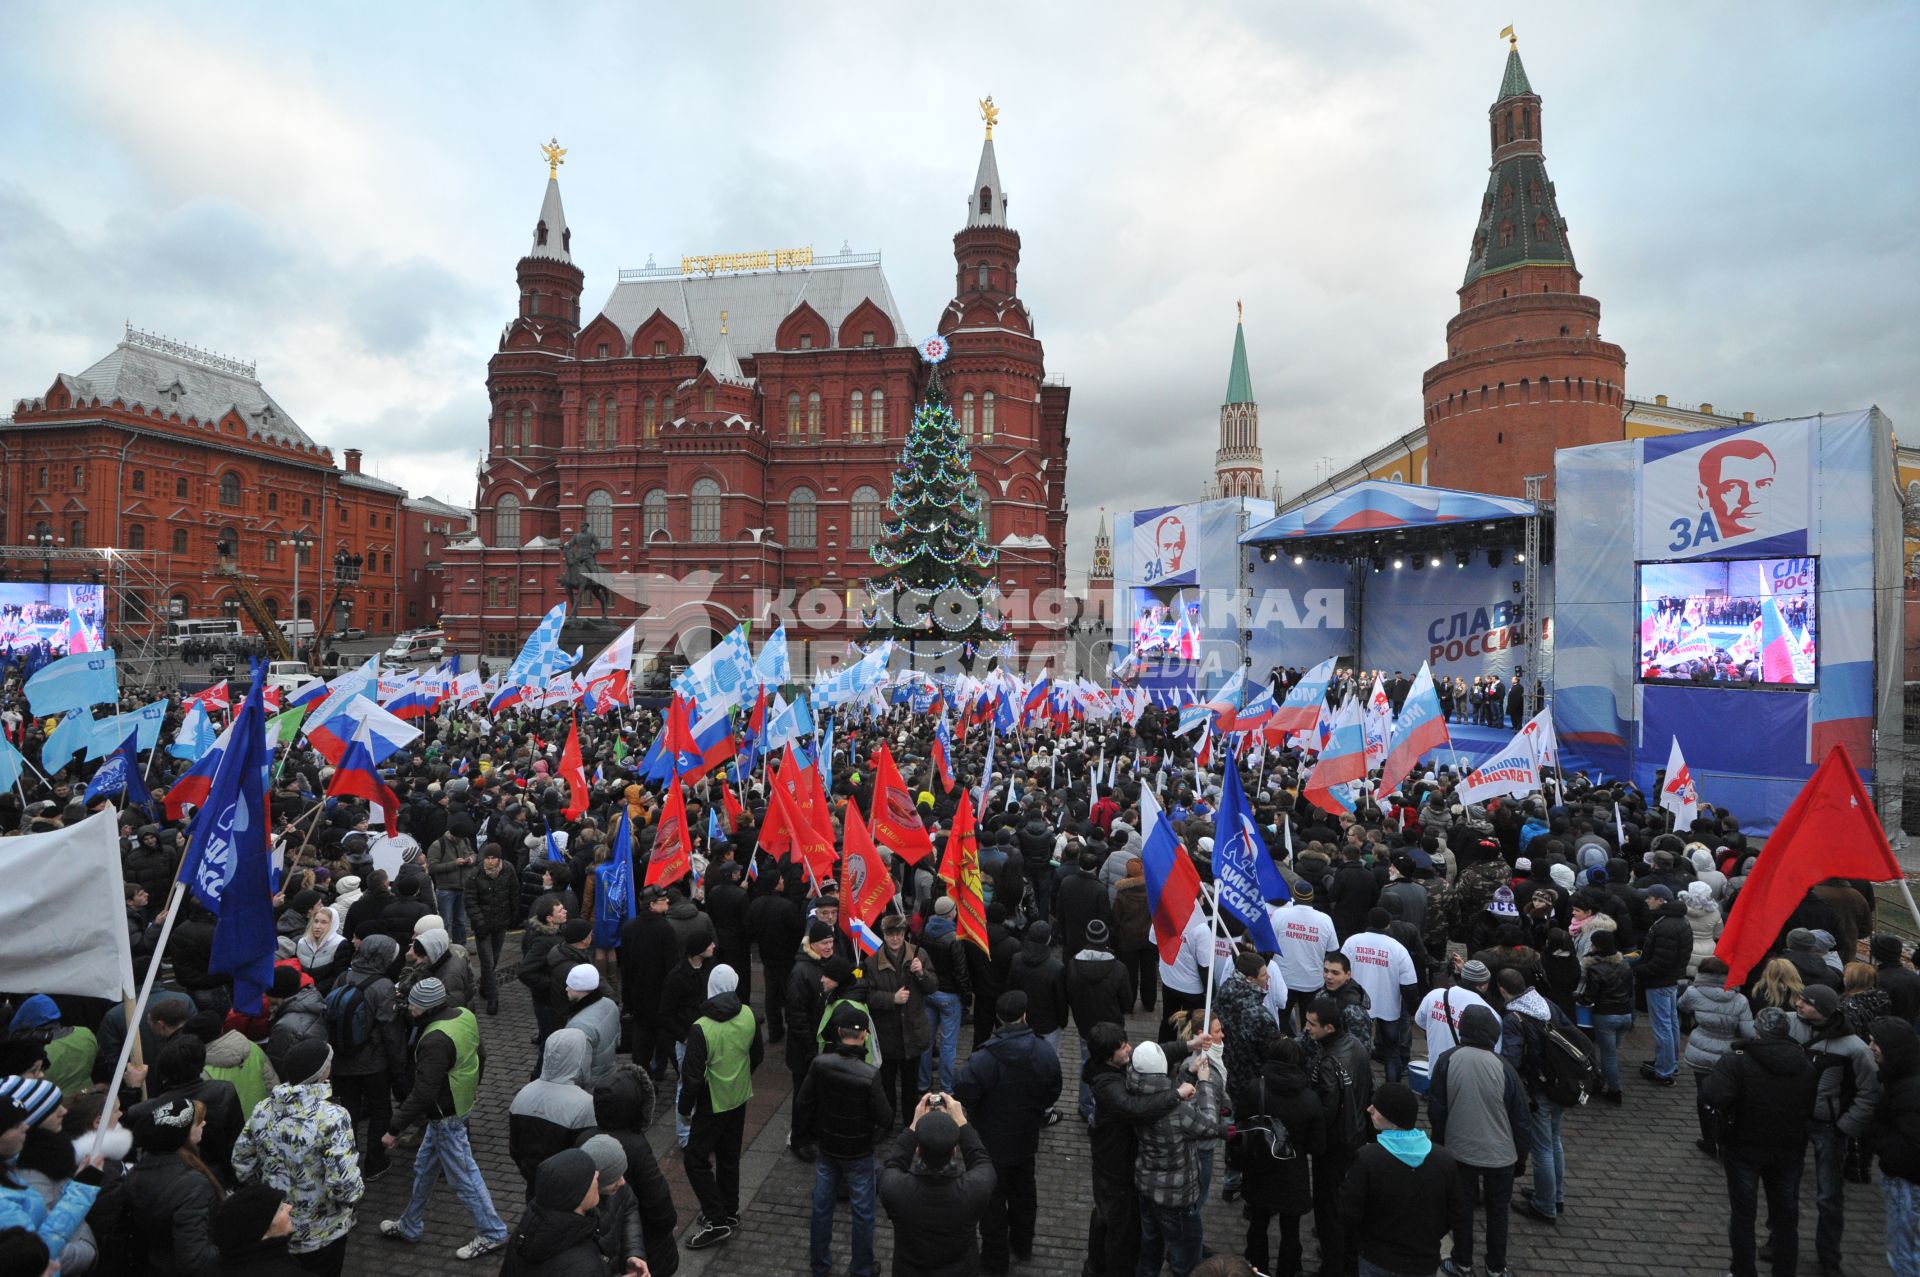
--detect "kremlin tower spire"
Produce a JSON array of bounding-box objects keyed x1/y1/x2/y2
[
  {"x1": 1420, "y1": 31, "x2": 1626, "y2": 498},
  {"x1": 1213, "y1": 301, "x2": 1264, "y2": 498}
]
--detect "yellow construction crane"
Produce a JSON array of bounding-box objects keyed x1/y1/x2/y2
[{"x1": 214, "y1": 559, "x2": 293, "y2": 661}]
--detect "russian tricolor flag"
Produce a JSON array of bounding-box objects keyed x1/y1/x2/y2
[{"x1": 849, "y1": 917, "x2": 883, "y2": 958}]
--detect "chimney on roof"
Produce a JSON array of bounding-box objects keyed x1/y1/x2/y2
[{"x1": 344, "y1": 448, "x2": 363, "y2": 474}]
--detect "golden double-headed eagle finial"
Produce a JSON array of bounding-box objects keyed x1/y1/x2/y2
[
  {"x1": 541, "y1": 137, "x2": 567, "y2": 179},
  {"x1": 979, "y1": 95, "x2": 1000, "y2": 139}
]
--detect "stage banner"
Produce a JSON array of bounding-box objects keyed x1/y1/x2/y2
[
  {"x1": 1638, "y1": 418, "x2": 1815, "y2": 560},
  {"x1": 1356, "y1": 558, "x2": 1552, "y2": 685}
]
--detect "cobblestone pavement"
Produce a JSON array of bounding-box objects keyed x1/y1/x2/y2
[{"x1": 338, "y1": 938, "x2": 1892, "y2": 1276}]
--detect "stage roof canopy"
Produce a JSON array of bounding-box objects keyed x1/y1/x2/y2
[{"x1": 1240, "y1": 479, "x2": 1537, "y2": 544}]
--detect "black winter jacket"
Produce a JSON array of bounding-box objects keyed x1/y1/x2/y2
[
  {"x1": 1004, "y1": 939, "x2": 1068, "y2": 1036},
  {"x1": 1052, "y1": 866, "x2": 1109, "y2": 957},
  {"x1": 1870, "y1": 1017, "x2": 1920, "y2": 1183},
  {"x1": 121, "y1": 1153, "x2": 221, "y2": 1275},
  {"x1": 878, "y1": 1125, "x2": 996, "y2": 1277},
  {"x1": 617, "y1": 910, "x2": 679, "y2": 1023},
  {"x1": 1576, "y1": 954, "x2": 1635, "y2": 1017},
  {"x1": 951, "y1": 1023, "x2": 1062, "y2": 1167},
  {"x1": 1083, "y1": 1040, "x2": 1188, "y2": 1188},
  {"x1": 657, "y1": 959, "x2": 712, "y2": 1046},
  {"x1": 795, "y1": 1045, "x2": 894, "y2": 1160},
  {"x1": 1238, "y1": 1058, "x2": 1327, "y2": 1217},
  {"x1": 1633, "y1": 900, "x2": 1692, "y2": 988},
  {"x1": 465, "y1": 862, "x2": 520, "y2": 937},
  {"x1": 785, "y1": 952, "x2": 828, "y2": 1073},
  {"x1": 1701, "y1": 1035, "x2": 1816, "y2": 1168},
  {"x1": 1015, "y1": 818, "x2": 1056, "y2": 872},
  {"x1": 924, "y1": 926, "x2": 973, "y2": 999},
  {"x1": 1067, "y1": 950, "x2": 1134, "y2": 1041},
  {"x1": 498, "y1": 1201, "x2": 607, "y2": 1277}
]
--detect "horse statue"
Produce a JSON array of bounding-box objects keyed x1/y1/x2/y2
[{"x1": 560, "y1": 528, "x2": 613, "y2": 619}]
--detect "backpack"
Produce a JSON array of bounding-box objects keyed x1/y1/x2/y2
[
  {"x1": 1524, "y1": 1011, "x2": 1600, "y2": 1107},
  {"x1": 323, "y1": 980, "x2": 375, "y2": 1055},
  {"x1": 1224, "y1": 1080, "x2": 1296, "y2": 1172}
]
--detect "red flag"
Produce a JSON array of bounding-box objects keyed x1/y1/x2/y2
[
  {"x1": 937, "y1": 793, "x2": 990, "y2": 952},
  {"x1": 1715, "y1": 745, "x2": 1900, "y2": 985},
  {"x1": 559, "y1": 712, "x2": 589, "y2": 820},
  {"x1": 770, "y1": 766, "x2": 836, "y2": 887},
  {"x1": 839, "y1": 804, "x2": 891, "y2": 933},
  {"x1": 720, "y1": 779, "x2": 745, "y2": 830},
  {"x1": 646, "y1": 781, "x2": 691, "y2": 887},
  {"x1": 867, "y1": 744, "x2": 933, "y2": 865},
  {"x1": 664, "y1": 694, "x2": 699, "y2": 761}
]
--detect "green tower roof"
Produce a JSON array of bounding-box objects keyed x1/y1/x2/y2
[
  {"x1": 1498, "y1": 46, "x2": 1533, "y2": 100},
  {"x1": 1224, "y1": 318, "x2": 1254, "y2": 406}
]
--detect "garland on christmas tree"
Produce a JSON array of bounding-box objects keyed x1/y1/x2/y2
[{"x1": 863, "y1": 337, "x2": 1004, "y2": 642}]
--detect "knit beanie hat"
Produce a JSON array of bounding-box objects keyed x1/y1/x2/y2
[
  {"x1": 1131, "y1": 1041, "x2": 1168, "y2": 1076},
  {"x1": 1754, "y1": 1006, "x2": 1795, "y2": 1039},
  {"x1": 283, "y1": 1039, "x2": 333, "y2": 1086},
  {"x1": 566, "y1": 964, "x2": 600, "y2": 993},
  {"x1": 533, "y1": 1148, "x2": 600, "y2": 1212},
  {"x1": 0, "y1": 1077, "x2": 59, "y2": 1128},
  {"x1": 1489, "y1": 886, "x2": 1518, "y2": 918},
  {"x1": 915, "y1": 1111, "x2": 960, "y2": 1165},
  {"x1": 807, "y1": 919, "x2": 835, "y2": 944},
  {"x1": 562, "y1": 918, "x2": 593, "y2": 944},
  {"x1": 1372, "y1": 1081, "x2": 1419, "y2": 1130},
  {"x1": 130, "y1": 1097, "x2": 197, "y2": 1153},
  {"x1": 1459, "y1": 959, "x2": 1492, "y2": 986},
  {"x1": 408, "y1": 978, "x2": 447, "y2": 1012},
  {"x1": 581, "y1": 1133, "x2": 627, "y2": 1189}
]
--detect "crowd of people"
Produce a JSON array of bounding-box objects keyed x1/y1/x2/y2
[{"x1": 0, "y1": 670, "x2": 1915, "y2": 1277}]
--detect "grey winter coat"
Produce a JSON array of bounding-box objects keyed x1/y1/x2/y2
[
  {"x1": 1678, "y1": 982, "x2": 1754, "y2": 1072},
  {"x1": 1129, "y1": 1068, "x2": 1228, "y2": 1208}
]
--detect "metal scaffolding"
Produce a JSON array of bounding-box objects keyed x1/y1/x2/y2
[{"x1": 0, "y1": 546, "x2": 175, "y2": 691}]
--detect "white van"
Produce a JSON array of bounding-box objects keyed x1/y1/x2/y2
[{"x1": 384, "y1": 630, "x2": 445, "y2": 662}]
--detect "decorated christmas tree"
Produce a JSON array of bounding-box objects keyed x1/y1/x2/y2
[{"x1": 864, "y1": 335, "x2": 1004, "y2": 650}]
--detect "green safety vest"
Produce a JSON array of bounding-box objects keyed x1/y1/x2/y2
[
  {"x1": 422, "y1": 1009, "x2": 481, "y2": 1118},
  {"x1": 203, "y1": 1045, "x2": 272, "y2": 1122},
  {"x1": 692, "y1": 1008, "x2": 758, "y2": 1115},
  {"x1": 817, "y1": 998, "x2": 881, "y2": 1066},
  {"x1": 43, "y1": 1028, "x2": 96, "y2": 1100}
]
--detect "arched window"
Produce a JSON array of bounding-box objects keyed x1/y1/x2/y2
[
  {"x1": 786, "y1": 391, "x2": 802, "y2": 437},
  {"x1": 962, "y1": 391, "x2": 976, "y2": 438},
  {"x1": 978, "y1": 187, "x2": 991, "y2": 215},
  {"x1": 218, "y1": 472, "x2": 241, "y2": 507},
  {"x1": 702, "y1": 387, "x2": 714, "y2": 413},
  {"x1": 495, "y1": 494, "x2": 521, "y2": 548},
  {"x1": 519, "y1": 408, "x2": 533, "y2": 450},
  {"x1": 849, "y1": 485, "x2": 883, "y2": 550},
  {"x1": 642, "y1": 396, "x2": 657, "y2": 438},
  {"x1": 172, "y1": 528, "x2": 189, "y2": 555},
  {"x1": 690, "y1": 478, "x2": 721, "y2": 542},
  {"x1": 68, "y1": 519, "x2": 85, "y2": 548},
  {"x1": 661, "y1": 395, "x2": 674, "y2": 424},
  {"x1": 787, "y1": 486, "x2": 818, "y2": 549},
  {"x1": 216, "y1": 527, "x2": 239, "y2": 559},
  {"x1": 1498, "y1": 221, "x2": 1514, "y2": 247},
  {"x1": 128, "y1": 524, "x2": 146, "y2": 550},
  {"x1": 850, "y1": 390, "x2": 864, "y2": 435},
  {"x1": 584, "y1": 398, "x2": 600, "y2": 446},
  {"x1": 585, "y1": 490, "x2": 613, "y2": 542},
  {"x1": 982, "y1": 391, "x2": 995, "y2": 442},
  {"x1": 265, "y1": 596, "x2": 280, "y2": 620},
  {"x1": 264, "y1": 538, "x2": 278, "y2": 565},
  {"x1": 266, "y1": 492, "x2": 278, "y2": 512},
  {"x1": 870, "y1": 389, "x2": 885, "y2": 436},
  {"x1": 382, "y1": 552, "x2": 392, "y2": 572},
  {"x1": 643, "y1": 489, "x2": 668, "y2": 540},
  {"x1": 807, "y1": 391, "x2": 822, "y2": 435},
  {"x1": 977, "y1": 262, "x2": 989, "y2": 290},
  {"x1": 536, "y1": 220, "x2": 549, "y2": 247},
  {"x1": 602, "y1": 399, "x2": 618, "y2": 443}
]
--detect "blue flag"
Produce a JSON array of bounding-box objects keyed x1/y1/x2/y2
[
  {"x1": 83, "y1": 730, "x2": 155, "y2": 816},
  {"x1": 707, "y1": 805, "x2": 727, "y2": 847},
  {"x1": 545, "y1": 830, "x2": 565, "y2": 863},
  {"x1": 595, "y1": 810, "x2": 636, "y2": 942},
  {"x1": 177, "y1": 680, "x2": 274, "y2": 1012},
  {"x1": 171, "y1": 702, "x2": 217, "y2": 761},
  {"x1": 1211, "y1": 739, "x2": 1288, "y2": 951},
  {"x1": 0, "y1": 735, "x2": 24, "y2": 793},
  {"x1": 24, "y1": 650, "x2": 117, "y2": 717}
]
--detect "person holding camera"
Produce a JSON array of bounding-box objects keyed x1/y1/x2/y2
[{"x1": 878, "y1": 1094, "x2": 995, "y2": 1277}]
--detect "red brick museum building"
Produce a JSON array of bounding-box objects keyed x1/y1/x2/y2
[{"x1": 440, "y1": 121, "x2": 1073, "y2": 662}]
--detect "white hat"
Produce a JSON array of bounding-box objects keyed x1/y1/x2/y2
[
  {"x1": 1131, "y1": 1041, "x2": 1168, "y2": 1076},
  {"x1": 414, "y1": 914, "x2": 446, "y2": 937},
  {"x1": 565, "y1": 964, "x2": 600, "y2": 993}
]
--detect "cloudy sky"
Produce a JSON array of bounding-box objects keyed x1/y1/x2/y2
[{"x1": 2, "y1": 3, "x2": 1913, "y2": 578}]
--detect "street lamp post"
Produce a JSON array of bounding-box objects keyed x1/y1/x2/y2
[{"x1": 281, "y1": 532, "x2": 315, "y2": 660}]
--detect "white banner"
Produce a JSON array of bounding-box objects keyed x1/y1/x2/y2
[{"x1": 0, "y1": 811, "x2": 137, "y2": 1001}]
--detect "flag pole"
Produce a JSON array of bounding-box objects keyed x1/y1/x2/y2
[
  {"x1": 1200, "y1": 882, "x2": 1224, "y2": 1033},
  {"x1": 93, "y1": 876, "x2": 185, "y2": 1160}
]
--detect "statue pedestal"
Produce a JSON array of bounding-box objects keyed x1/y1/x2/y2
[{"x1": 559, "y1": 618, "x2": 625, "y2": 669}]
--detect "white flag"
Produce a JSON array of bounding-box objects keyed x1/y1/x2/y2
[
  {"x1": 1659, "y1": 737, "x2": 1700, "y2": 829},
  {"x1": 0, "y1": 811, "x2": 136, "y2": 1001},
  {"x1": 1458, "y1": 724, "x2": 1542, "y2": 805}
]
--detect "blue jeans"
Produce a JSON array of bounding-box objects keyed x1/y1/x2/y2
[
  {"x1": 1136, "y1": 1198, "x2": 1202, "y2": 1277},
  {"x1": 1372, "y1": 1014, "x2": 1410, "y2": 1085},
  {"x1": 1528, "y1": 1100, "x2": 1565, "y2": 1217},
  {"x1": 1589, "y1": 1011, "x2": 1632, "y2": 1093},
  {"x1": 435, "y1": 887, "x2": 469, "y2": 948},
  {"x1": 810, "y1": 1152, "x2": 876, "y2": 1277},
  {"x1": 1809, "y1": 1120, "x2": 1847, "y2": 1267},
  {"x1": 673, "y1": 1042, "x2": 692, "y2": 1147},
  {"x1": 1646, "y1": 985, "x2": 1679, "y2": 1078},
  {"x1": 920, "y1": 991, "x2": 962, "y2": 1092},
  {"x1": 1724, "y1": 1150, "x2": 1800, "y2": 1277},
  {"x1": 396, "y1": 1115, "x2": 507, "y2": 1243},
  {"x1": 1885, "y1": 1174, "x2": 1920, "y2": 1277}
]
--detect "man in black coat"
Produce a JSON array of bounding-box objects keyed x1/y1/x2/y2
[
  {"x1": 793, "y1": 1005, "x2": 893, "y2": 1277},
  {"x1": 1015, "y1": 806, "x2": 1058, "y2": 922},
  {"x1": 1701, "y1": 1007, "x2": 1817, "y2": 1277},
  {"x1": 784, "y1": 928, "x2": 840, "y2": 1159},
  {"x1": 878, "y1": 1106, "x2": 995, "y2": 1277},
  {"x1": 1633, "y1": 885, "x2": 1693, "y2": 1084},
  {"x1": 1326, "y1": 847, "x2": 1379, "y2": 942},
  {"x1": 746, "y1": 869, "x2": 804, "y2": 1044},
  {"x1": 705, "y1": 861, "x2": 753, "y2": 1009},
  {"x1": 1081, "y1": 1021, "x2": 1192, "y2": 1277},
  {"x1": 1873, "y1": 934, "x2": 1920, "y2": 1023},
  {"x1": 952, "y1": 993, "x2": 1062, "y2": 1275},
  {"x1": 617, "y1": 886, "x2": 678, "y2": 1080},
  {"x1": 1066, "y1": 919, "x2": 1133, "y2": 1124},
  {"x1": 1051, "y1": 849, "x2": 1110, "y2": 960}
]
